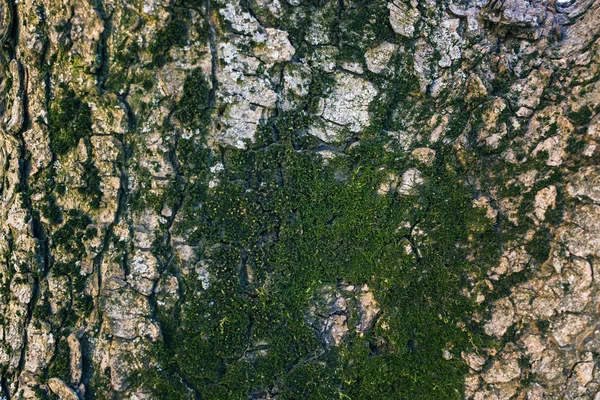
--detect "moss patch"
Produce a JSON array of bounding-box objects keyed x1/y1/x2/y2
[
  {"x1": 49, "y1": 89, "x2": 93, "y2": 156},
  {"x1": 138, "y1": 104, "x2": 503, "y2": 398},
  {"x1": 149, "y1": 16, "x2": 189, "y2": 67}
]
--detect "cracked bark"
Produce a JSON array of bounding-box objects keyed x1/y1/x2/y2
[{"x1": 0, "y1": 0, "x2": 598, "y2": 398}]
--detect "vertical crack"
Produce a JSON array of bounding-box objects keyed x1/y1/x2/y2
[
  {"x1": 94, "y1": 0, "x2": 112, "y2": 91},
  {"x1": 0, "y1": 376, "x2": 9, "y2": 400},
  {"x1": 88, "y1": 0, "x2": 130, "y2": 328},
  {"x1": 4, "y1": 0, "x2": 54, "y2": 394},
  {"x1": 206, "y1": 0, "x2": 218, "y2": 110},
  {"x1": 90, "y1": 123, "x2": 130, "y2": 320}
]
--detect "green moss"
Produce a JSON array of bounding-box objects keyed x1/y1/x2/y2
[
  {"x1": 49, "y1": 89, "x2": 93, "y2": 156},
  {"x1": 137, "y1": 101, "x2": 506, "y2": 398},
  {"x1": 52, "y1": 210, "x2": 91, "y2": 257},
  {"x1": 104, "y1": 70, "x2": 129, "y2": 93},
  {"x1": 47, "y1": 339, "x2": 70, "y2": 381},
  {"x1": 566, "y1": 135, "x2": 587, "y2": 154},
  {"x1": 446, "y1": 104, "x2": 470, "y2": 139},
  {"x1": 32, "y1": 296, "x2": 51, "y2": 321},
  {"x1": 31, "y1": 386, "x2": 51, "y2": 400},
  {"x1": 138, "y1": 373, "x2": 190, "y2": 400},
  {"x1": 367, "y1": 71, "x2": 420, "y2": 135},
  {"x1": 490, "y1": 78, "x2": 512, "y2": 96},
  {"x1": 568, "y1": 105, "x2": 593, "y2": 126},
  {"x1": 31, "y1": 169, "x2": 65, "y2": 225},
  {"x1": 525, "y1": 228, "x2": 552, "y2": 265},
  {"x1": 546, "y1": 186, "x2": 565, "y2": 226},
  {"x1": 535, "y1": 319, "x2": 550, "y2": 334},
  {"x1": 149, "y1": 17, "x2": 189, "y2": 67},
  {"x1": 174, "y1": 68, "x2": 211, "y2": 128},
  {"x1": 109, "y1": 4, "x2": 552, "y2": 392},
  {"x1": 336, "y1": 0, "x2": 395, "y2": 62},
  {"x1": 78, "y1": 161, "x2": 102, "y2": 209},
  {"x1": 141, "y1": 76, "x2": 155, "y2": 90},
  {"x1": 85, "y1": 226, "x2": 98, "y2": 239},
  {"x1": 104, "y1": 38, "x2": 143, "y2": 92},
  {"x1": 86, "y1": 371, "x2": 112, "y2": 400},
  {"x1": 40, "y1": 193, "x2": 63, "y2": 225},
  {"x1": 308, "y1": 72, "x2": 336, "y2": 99}
]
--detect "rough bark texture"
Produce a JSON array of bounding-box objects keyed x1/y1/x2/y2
[{"x1": 0, "y1": 0, "x2": 599, "y2": 398}]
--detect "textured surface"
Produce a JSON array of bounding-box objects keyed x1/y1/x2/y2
[{"x1": 0, "y1": 0, "x2": 598, "y2": 399}]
